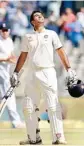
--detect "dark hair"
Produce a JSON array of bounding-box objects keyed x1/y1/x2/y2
[{"x1": 30, "y1": 10, "x2": 42, "y2": 24}]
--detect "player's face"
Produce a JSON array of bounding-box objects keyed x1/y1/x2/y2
[
  {"x1": 32, "y1": 12, "x2": 44, "y2": 27},
  {"x1": 0, "y1": 29, "x2": 10, "y2": 39}
]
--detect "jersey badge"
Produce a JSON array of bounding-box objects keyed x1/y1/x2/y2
[{"x1": 44, "y1": 35, "x2": 48, "y2": 38}]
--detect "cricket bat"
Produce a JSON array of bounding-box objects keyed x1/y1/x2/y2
[{"x1": 0, "y1": 69, "x2": 23, "y2": 118}]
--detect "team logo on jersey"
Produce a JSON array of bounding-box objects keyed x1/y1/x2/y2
[{"x1": 44, "y1": 35, "x2": 48, "y2": 38}]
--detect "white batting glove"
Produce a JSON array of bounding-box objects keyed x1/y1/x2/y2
[
  {"x1": 10, "y1": 72, "x2": 19, "y2": 87},
  {"x1": 66, "y1": 68, "x2": 78, "y2": 86}
]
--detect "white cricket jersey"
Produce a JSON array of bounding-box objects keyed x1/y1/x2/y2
[
  {"x1": 0, "y1": 37, "x2": 14, "y2": 74},
  {"x1": 21, "y1": 29, "x2": 62, "y2": 68}
]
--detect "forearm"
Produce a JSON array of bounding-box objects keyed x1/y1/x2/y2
[
  {"x1": 0, "y1": 59, "x2": 7, "y2": 62},
  {"x1": 0, "y1": 54, "x2": 8, "y2": 62},
  {"x1": 56, "y1": 48, "x2": 71, "y2": 71},
  {"x1": 14, "y1": 52, "x2": 28, "y2": 73}
]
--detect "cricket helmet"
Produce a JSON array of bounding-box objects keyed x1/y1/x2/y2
[{"x1": 67, "y1": 79, "x2": 84, "y2": 98}]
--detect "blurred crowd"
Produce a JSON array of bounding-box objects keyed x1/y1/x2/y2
[
  {"x1": 0, "y1": 1, "x2": 84, "y2": 96},
  {"x1": 0, "y1": 1, "x2": 61, "y2": 41},
  {"x1": 0, "y1": 1, "x2": 84, "y2": 44}
]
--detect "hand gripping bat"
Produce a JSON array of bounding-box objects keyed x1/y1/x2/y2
[{"x1": 0, "y1": 70, "x2": 23, "y2": 118}]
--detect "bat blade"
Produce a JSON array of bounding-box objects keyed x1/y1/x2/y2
[
  {"x1": 0, "y1": 98, "x2": 7, "y2": 118},
  {"x1": 0, "y1": 69, "x2": 24, "y2": 118},
  {"x1": 0, "y1": 86, "x2": 14, "y2": 118}
]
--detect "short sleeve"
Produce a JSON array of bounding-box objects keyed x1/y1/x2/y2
[
  {"x1": 52, "y1": 31, "x2": 62, "y2": 50},
  {"x1": 21, "y1": 35, "x2": 29, "y2": 52}
]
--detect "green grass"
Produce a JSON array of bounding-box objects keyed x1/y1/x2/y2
[
  {"x1": 0, "y1": 127, "x2": 84, "y2": 145},
  {"x1": 1, "y1": 97, "x2": 84, "y2": 145}
]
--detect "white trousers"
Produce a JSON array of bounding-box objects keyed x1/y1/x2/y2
[
  {"x1": 24, "y1": 67, "x2": 58, "y2": 108},
  {"x1": 23, "y1": 67, "x2": 65, "y2": 142},
  {"x1": 0, "y1": 71, "x2": 21, "y2": 126}
]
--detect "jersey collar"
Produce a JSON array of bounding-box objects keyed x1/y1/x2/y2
[{"x1": 34, "y1": 28, "x2": 46, "y2": 33}]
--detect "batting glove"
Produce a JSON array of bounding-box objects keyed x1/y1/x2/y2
[
  {"x1": 10, "y1": 72, "x2": 19, "y2": 87},
  {"x1": 66, "y1": 68, "x2": 78, "y2": 86}
]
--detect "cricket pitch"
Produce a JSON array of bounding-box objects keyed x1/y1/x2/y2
[{"x1": 0, "y1": 121, "x2": 84, "y2": 146}]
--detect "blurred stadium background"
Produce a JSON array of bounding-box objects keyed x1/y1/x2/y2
[{"x1": 0, "y1": 1, "x2": 84, "y2": 145}]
